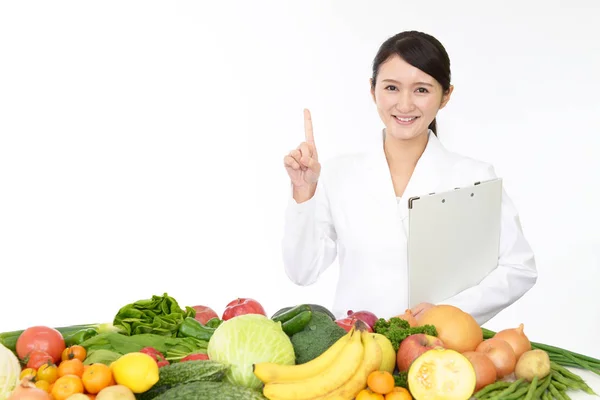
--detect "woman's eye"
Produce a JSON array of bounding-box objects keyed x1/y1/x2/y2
[
  {"x1": 416, "y1": 87, "x2": 429, "y2": 93},
  {"x1": 385, "y1": 85, "x2": 398, "y2": 91}
]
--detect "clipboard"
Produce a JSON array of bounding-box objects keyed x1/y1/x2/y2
[{"x1": 406, "y1": 178, "x2": 503, "y2": 308}]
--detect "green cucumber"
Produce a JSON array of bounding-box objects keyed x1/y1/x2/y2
[
  {"x1": 271, "y1": 304, "x2": 311, "y2": 323},
  {"x1": 281, "y1": 310, "x2": 312, "y2": 336},
  {"x1": 271, "y1": 304, "x2": 336, "y2": 321},
  {"x1": 153, "y1": 381, "x2": 267, "y2": 400},
  {"x1": 155, "y1": 360, "x2": 229, "y2": 386}
]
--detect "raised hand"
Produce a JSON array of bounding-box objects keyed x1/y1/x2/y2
[{"x1": 284, "y1": 109, "x2": 322, "y2": 194}]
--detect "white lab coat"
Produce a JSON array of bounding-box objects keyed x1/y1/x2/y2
[{"x1": 282, "y1": 130, "x2": 537, "y2": 325}]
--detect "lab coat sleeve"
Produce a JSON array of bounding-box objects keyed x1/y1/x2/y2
[
  {"x1": 438, "y1": 166, "x2": 538, "y2": 325},
  {"x1": 281, "y1": 179, "x2": 338, "y2": 286}
]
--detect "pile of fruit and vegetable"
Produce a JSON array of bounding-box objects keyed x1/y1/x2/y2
[{"x1": 1, "y1": 293, "x2": 598, "y2": 400}]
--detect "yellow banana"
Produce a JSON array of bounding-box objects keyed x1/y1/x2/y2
[
  {"x1": 314, "y1": 329, "x2": 383, "y2": 400},
  {"x1": 253, "y1": 330, "x2": 352, "y2": 384},
  {"x1": 262, "y1": 328, "x2": 365, "y2": 400}
]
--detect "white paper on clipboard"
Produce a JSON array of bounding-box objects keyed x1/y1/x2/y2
[{"x1": 406, "y1": 178, "x2": 503, "y2": 308}]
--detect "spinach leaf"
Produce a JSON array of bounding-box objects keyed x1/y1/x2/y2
[{"x1": 113, "y1": 293, "x2": 196, "y2": 337}]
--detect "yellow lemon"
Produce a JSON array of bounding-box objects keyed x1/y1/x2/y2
[{"x1": 110, "y1": 352, "x2": 159, "y2": 393}]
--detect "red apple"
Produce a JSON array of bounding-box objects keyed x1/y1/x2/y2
[
  {"x1": 335, "y1": 317, "x2": 373, "y2": 333},
  {"x1": 397, "y1": 333, "x2": 445, "y2": 372},
  {"x1": 222, "y1": 298, "x2": 267, "y2": 321},
  {"x1": 192, "y1": 305, "x2": 219, "y2": 325},
  {"x1": 346, "y1": 310, "x2": 378, "y2": 329}
]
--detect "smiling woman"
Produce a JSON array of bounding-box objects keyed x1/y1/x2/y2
[{"x1": 280, "y1": 30, "x2": 538, "y2": 326}]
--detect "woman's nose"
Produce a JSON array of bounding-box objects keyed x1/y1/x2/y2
[{"x1": 395, "y1": 91, "x2": 415, "y2": 113}]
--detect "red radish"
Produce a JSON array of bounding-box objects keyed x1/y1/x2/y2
[
  {"x1": 181, "y1": 353, "x2": 210, "y2": 362},
  {"x1": 346, "y1": 310, "x2": 378, "y2": 329}
]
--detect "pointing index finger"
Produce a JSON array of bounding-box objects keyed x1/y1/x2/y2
[{"x1": 304, "y1": 108, "x2": 315, "y2": 144}]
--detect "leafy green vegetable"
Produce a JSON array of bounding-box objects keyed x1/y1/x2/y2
[
  {"x1": 373, "y1": 317, "x2": 438, "y2": 352},
  {"x1": 289, "y1": 311, "x2": 347, "y2": 364},
  {"x1": 113, "y1": 293, "x2": 196, "y2": 337},
  {"x1": 83, "y1": 349, "x2": 122, "y2": 366},
  {"x1": 393, "y1": 371, "x2": 408, "y2": 389},
  {"x1": 207, "y1": 314, "x2": 295, "y2": 390},
  {"x1": 79, "y1": 332, "x2": 208, "y2": 361}
]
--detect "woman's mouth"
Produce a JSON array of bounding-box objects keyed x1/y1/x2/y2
[{"x1": 393, "y1": 115, "x2": 419, "y2": 125}]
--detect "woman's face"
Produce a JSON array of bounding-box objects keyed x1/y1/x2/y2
[{"x1": 371, "y1": 55, "x2": 453, "y2": 142}]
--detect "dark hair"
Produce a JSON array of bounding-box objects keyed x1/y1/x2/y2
[{"x1": 371, "y1": 31, "x2": 451, "y2": 136}]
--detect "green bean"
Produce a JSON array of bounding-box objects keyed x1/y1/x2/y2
[
  {"x1": 502, "y1": 386, "x2": 530, "y2": 400},
  {"x1": 549, "y1": 383, "x2": 567, "y2": 400},
  {"x1": 521, "y1": 376, "x2": 538, "y2": 400},
  {"x1": 534, "y1": 374, "x2": 553, "y2": 398},
  {"x1": 551, "y1": 361, "x2": 585, "y2": 382},
  {"x1": 473, "y1": 380, "x2": 512, "y2": 398},
  {"x1": 551, "y1": 379, "x2": 567, "y2": 391},
  {"x1": 488, "y1": 379, "x2": 525, "y2": 400}
]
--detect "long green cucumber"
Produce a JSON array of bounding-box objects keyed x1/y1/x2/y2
[
  {"x1": 271, "y1": 304, "x2": 311, "y2": 323},
  {"x1": 281, "y1": 310, "x2": 312, "y2": 336}
]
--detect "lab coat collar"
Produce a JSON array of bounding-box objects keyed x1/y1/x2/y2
[{"x1": 368, "y1": 129, "x2": 451, "y2": 205}]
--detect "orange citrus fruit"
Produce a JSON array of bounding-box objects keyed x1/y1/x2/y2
[
  {"x1": 82, "y1": 363, "x2": 113, "y2": 394},
  {"x1": 367, "y1": 370, "x2": 396, "y2": 395},
  {"x1": 51, "y1": 374, "x2": 84, "y2": 400}
]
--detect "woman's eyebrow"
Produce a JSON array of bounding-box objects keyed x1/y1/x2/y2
[{"x1": 381, "y1": 78, "x2": 434, "y2": 87}]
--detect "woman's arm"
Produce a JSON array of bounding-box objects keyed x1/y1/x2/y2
[
  {"x1": 281, "y1": 179, "x2": 339, "y2": 286},
  {"x1": 439, "y1": 168, "x2": 538, "y2": 325}
]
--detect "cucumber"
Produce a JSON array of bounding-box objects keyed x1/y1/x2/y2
[
  {"x1": 135, "y1": 385, "x2": 171, "y2": 400},
  {"x1": 281, "y1": 310, "x2": 312, "y2": 336},
  {"x1": 155, "y1": 360, "x2": 229, "y2": 386},
  {"x1": 271, "y1": 304, "x2": 311, "y2": 323},
  {"x1": 153, "y1": 381, "x2": 267, "y2": 400},
  {"x1": 271, "y1": 304, "x2": 336, "y2": 321}
]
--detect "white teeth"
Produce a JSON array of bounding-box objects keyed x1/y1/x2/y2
[{"x1": 396, "y1": 116, "x2": 416, "y2": 122}]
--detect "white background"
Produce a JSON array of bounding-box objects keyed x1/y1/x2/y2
[{"x1": 1, "y1": 0, "x2": 599, "y2": 392}]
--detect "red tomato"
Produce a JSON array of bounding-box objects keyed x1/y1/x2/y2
[
  {"x1": 16, "y1": 326, "x2": 66, "y2": 364},
  {"x1": 26, "y1": 349, "x2": 54, "y2": 369}
]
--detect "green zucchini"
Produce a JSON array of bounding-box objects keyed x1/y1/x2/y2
[
  {"x1": 281, "y1": 310, "x2": 312, "y2": 336},
  {"x1": 155, "y1": 360, "x2": 229, "y2": 386},
  {"x1": 271, "y1": 304, "x2": 336, "y2": 321},
  {"x1": 153, "y1": 381, "x2": 267, "y2": 400}
]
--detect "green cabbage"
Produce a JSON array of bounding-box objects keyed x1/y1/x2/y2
[
  {"x1": 207, "y1": 314, "x2": 295, "y2": 389},
  {"x1": 0, "y1": 344, "x2": 20, "y2": 400}
]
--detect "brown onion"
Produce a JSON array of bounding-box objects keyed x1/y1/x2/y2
[
  {"x1": 8, "y1": 378, "x2": 51, "y2": 400},
  {"x1": 462, "y1": 351, "x2": 498, "y2": 391},
  {"x1": 476, "y1": 338, "x2": 517, "y2": 379},
  {"x1": 493, "y1": 323, "x2": 532, "y2": 360}
]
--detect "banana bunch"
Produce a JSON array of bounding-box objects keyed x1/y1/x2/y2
[{"x1": 253, "y1": 321, "x2": 382, "y2": 400}]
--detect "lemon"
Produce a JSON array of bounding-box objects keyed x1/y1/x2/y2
[{"x1": 111, "y1": 352, "x2": 159, "y2": 393}]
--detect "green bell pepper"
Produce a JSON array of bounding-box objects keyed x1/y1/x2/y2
[{"x1": 177, "y1": 317, "x2": 216, "y2": 342}]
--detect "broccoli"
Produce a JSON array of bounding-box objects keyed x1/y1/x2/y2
[
  {"x1": 373, "y1": 317, "x2": 438, "y2": 352},
  {"x1": 290, "y1": 311, "x2": 347, "y2": 364}
]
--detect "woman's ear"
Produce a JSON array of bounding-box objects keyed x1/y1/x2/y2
[
  {"x1": 439, "y1": 85, "x2": 454, "y2": 109},
  {"x1": 369, "y1": 78, "x2": 376, "y2": 103}
]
